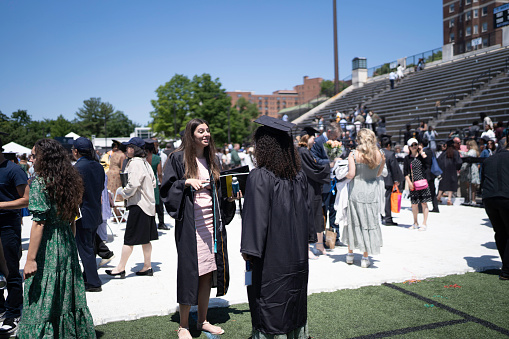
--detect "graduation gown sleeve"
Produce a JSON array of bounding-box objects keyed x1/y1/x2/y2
[{"x1": 160, "y1": 152, "x2": 187, "y2": 220}]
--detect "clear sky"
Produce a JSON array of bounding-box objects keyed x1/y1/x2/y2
[{"x1": 0, "y1": 0, "x2": 443, "y2": 126}]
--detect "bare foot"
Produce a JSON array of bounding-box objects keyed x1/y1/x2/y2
[
  {"x1": 198, "y1": 321, "x2": 224, "y2": 335},
  {"x1": 178, "y1": 327, "x2": 192, "y2": 339}
]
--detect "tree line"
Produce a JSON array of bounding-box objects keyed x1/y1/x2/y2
[{"x1": 0, "y1": 98, "x2": 138, "y2": 148}]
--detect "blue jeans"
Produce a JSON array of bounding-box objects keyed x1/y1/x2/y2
[
  {"x1": 0, "y1": 224, "x2": 23, "y2": 318},
  {"x1": 322, "y1": 191, "x2": 339, "y2": 238}
]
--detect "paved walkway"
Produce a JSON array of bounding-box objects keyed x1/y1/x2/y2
[{"x1": 20, "y1": 198, "x2": 499, "y2": 325}]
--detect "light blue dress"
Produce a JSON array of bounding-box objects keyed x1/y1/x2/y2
[{"x1": 342, "y1": 151, "x2": 383, "y2": 255}]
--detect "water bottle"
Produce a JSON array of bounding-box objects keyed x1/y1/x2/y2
[
  {"x1": 232, "y1": 176, "x2": 239, "y2": 196},
  {"x1": 245, "y1": 260, "x2": 252, "y2": 286},
  {"x1": 0, "y1": 274, "x2": 6, "y2": 290}
]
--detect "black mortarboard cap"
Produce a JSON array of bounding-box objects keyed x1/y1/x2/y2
[
  {"x1": 254, "y1": 115, "x2": 295, "y2": 133},
  {"x1": 300, "y1": 126, "x2": 319, "y2": 137},
  {"x1": 143, "y1": 138, "x2": 156, "y2": 144}
]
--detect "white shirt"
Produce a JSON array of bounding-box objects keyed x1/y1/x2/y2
[{"x1": 121, "y1": 157, "x2": 156, "y2": 216}]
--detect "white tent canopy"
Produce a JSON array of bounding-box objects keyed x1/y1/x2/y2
[
  {"x1": 65, "y1": 132, "x2": 80, "y2": 140},
  {"x1": 2, "y1": 142, "x2": 31, "y2": 155}
]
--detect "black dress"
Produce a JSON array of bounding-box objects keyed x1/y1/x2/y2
[
  {"x1": 297, "y1": 146, "x2": 330, "y2": 235},
  {"x1": 404, "y1": 155, "x2": 432, "y2": 204},
  {"x1": 241, "y1": 167, "x2": 313, "y2": 335},
  {"x1": 160, "y1": 151, "x2": 236, "y2": 305},
  {"x1": 437, "y1": 150, "x2": 462, "y2": 192}
]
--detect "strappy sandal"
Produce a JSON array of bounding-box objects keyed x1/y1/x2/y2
[
  {"x1": 178, "y1": 326, "x2": 192, "y2": 339},
  {"x1": 197, "y1": 321, "x2": 224, "y2": 335}
]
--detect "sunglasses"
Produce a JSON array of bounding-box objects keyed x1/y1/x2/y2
[{"x1": 410, "y1": 143, "x2": 418, "y2": 147}]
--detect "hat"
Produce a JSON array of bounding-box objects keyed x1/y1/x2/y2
[
  {"x1": 254, "y1": 115, "x2": 295, "y2": 133},
  {"x1": 73, "y1": 137, "x2": 94, "y2": 152},
  {"x1": 299, "y1": 126, "x2": 319, "y2": 138},
  {"x1": 407, "y1": 138, "x2": 419, "y2": 147},
  {"x1": 143, "y1": 138, "x2": 156, "y2": 145},
  {"x1": 122, "y1": 137, "x2": 145, "y2": 148}
]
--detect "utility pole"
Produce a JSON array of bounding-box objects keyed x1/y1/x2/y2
[
  {"x1": 333, "y1": 0, "x2": 340, "y2": 95},
  {"x1": 227, "y1": 106, "x2": 231, "y2": 144},
  {"x1": 173, "y1": 103, "x2": 177, "y2": 140}
]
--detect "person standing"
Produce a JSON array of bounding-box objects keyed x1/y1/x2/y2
[
  {"x1": 405, "y1": 138, "x2": 431, "y2": 230},
  {"x1": 18, "y1": 139, "x2": 96, "y2": 338},
  {"x1": 145, "y1": 139, "x2": 168, "y2": 230},
  {"x1": 298, "y1": 127, "x2": 330, "y2": 257},
  {"x1": 230, "y1": 143, "x2": 242, "y2": 168},
  {"x1": 0, "y1": 132, "x2": 29, "y2": 337},
  {"x1": 241, "y1": 115, "x2": 313, "y2": 338},
  {"x1": 482, "y1": 138, "x2": 509, "y2": 280},
  {"x1": 106, "y1": 140, "x2": 126, "y2": 201},
  {"x1": 381, "y1": 136, "x2": 403, "y2": 225},
  {"x1": 311, "y1": 121, "x2": 342, "y2": 245},
  {"x1": 106, "y1": 137, "x2": 158, "y2": 279},
  {"x1": 423, "y1": 126, "x2": 438, "y2": 152},
  {"x1": 437, "y1": 140, "x2": 463, "y2": 206},
  {"x1": 343, "y1": 129, "x2": 385, "y2": 268},
  {"x1": 161, "y1": 119, "x2": 237, "y2": 338},
  {"x1": 72, "y1": 137, "x2": 105, "y2": 292}
]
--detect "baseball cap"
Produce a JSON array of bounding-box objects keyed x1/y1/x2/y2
[
  {"x1": 73, "y1": 137, "x2": 94, "y2": 152},
  {"x1": 407, "y1": 138, "x2": 419, "y2": 146},
  {"x1": 122, "y1": 137, "x2": 145, "y2": 148}
]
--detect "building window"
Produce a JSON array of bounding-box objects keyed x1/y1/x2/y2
[
  {"x1": 449, "y1": 19, "x2": 455, "y2": 27},
  {"x1": 465, "y1": 0, "x2": 471, "y2": 4},
  {"x1": 450, "y1": 33, "x2": 455, "y2": 42},
  {"x1": 482, "y1": 22, "x2": 488, "y2": 32},
  {"x1": 459, "y1": 14, "x2": 463, "y2": 22},
  {"x1": 460, "y1": 29, "x2": 463, "y2": 37},
  {"x1": 466, "y1": 26, "x2": 472, "y2": 36},
  {"x1": 474, "y1": 0, "x2": 478, "y2": 2},
  {"x1": 450, "y1": 4, "x2": 454, "y2": 12},
  {"x1": 465, "y1": 11, "x2": 472, "y2": 20},
  {"x1": 482, "y1": 6, "x2": 488, "y2": 16},
  {"x1": 466, "y1": 42, "x2": 472, "y2": 51},
  {"x1": 482, "y1": 37, "x2": 488, "y2": 47},
  {"x1": 473, "y1": 24, "x2": 478, "y2": 34},
  {"x1": 473, "y1": 9, "x2": 478, "y2": 18},
  {"x1": 237, "y1": 94, "x2": 242, "y2": 98}
]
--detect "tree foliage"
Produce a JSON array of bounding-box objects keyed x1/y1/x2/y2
[{"x1": 151, "y1": 73, "x2": 257, "y2": 145}]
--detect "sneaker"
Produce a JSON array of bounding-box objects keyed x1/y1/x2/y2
[
  {"x1": 0, "y1": 317, "x2": 20, "y2": 337},
  {"x1": 410, "y1": 223, "x2": 418, "y2": 230},
  {"x1": 361, "y1": 257, "x2": 371, "y2": 268},
  {"x1": 346, "y1": 253, "x2": 354, "y2": 265},
  {"x1": 98, "y1": 254, "x2": 115, "y2": 268},
  {"x1": 418, "y1": 225, "x2": 427, "y2": 232}
]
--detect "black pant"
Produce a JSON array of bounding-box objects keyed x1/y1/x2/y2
[
  {"x1": 384, "y1": 186, "x2": 393, "y2": 221},
  {"x1": 429, "y1": 178, "x2": 439, "y2": 211},
  {"x1": 484, "y1": 198, "x2": 509, "y2": 277},
  {"x1": 390, "y1": 79, "x2": 395, "y2": 89},
  {"x1": 0, "y1": 224, "x2": 22, "y2": 318},
  {"x1": 156, "y1": 191, "x2": 165, "y2": 226},
  {"x1": 322, "y1": 191, "x2": 338, "y2": 238},
  {"x1": 75, "y1": 223, "x2": 101, "y2": 288},
  {"x1": 94, "y1": 233, "x2": 114, "y2": 259}
]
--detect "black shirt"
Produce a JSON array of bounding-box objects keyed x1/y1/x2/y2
[{"x1": 481, "y1": 149, "x2": 509, "y2": 199}]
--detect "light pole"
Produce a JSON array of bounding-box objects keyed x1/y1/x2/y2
[
  {"x1": 173, "y1": 103, "x2": 177, "y2": 140},
  {"x1": 227, "y1": 106, "x2": 231, "y2": 144},
  {"x1": 333, "y1": 0, "x2": 340, "y2": 95}
]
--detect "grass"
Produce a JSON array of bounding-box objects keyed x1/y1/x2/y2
[{"x1": 95, "y1": 270, "x2": 509, "y2": 338}]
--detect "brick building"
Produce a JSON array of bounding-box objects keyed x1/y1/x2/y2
[
  {"x1": 443, "y1": 0, "x2": 509, "y2": 56},
  {"x1": 227, "y1": 76, "x2": 323, "y2": 118}
]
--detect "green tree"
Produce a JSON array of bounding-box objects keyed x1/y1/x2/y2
[
  {"x1": 75, "y1": 98, "x2": 114, "y2": 138},
  {"x1": 106, "y1": 111, "x2": 139, "y2": 137},
  {"x1": 231, "y1": 97, "x2": 259, "y2": 144},
  {"x1": 48, "y1": 114, "x2": 75, "y2": 137}
]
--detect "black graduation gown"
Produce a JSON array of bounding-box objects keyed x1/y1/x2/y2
[
  {"x1": 160, "y1": 151, "x2": 236, "y2": 305},
  {"x1": 437, "y1": 150, "x2": 462, "y2": 191},
  {"x1": 298, "y1": 146, "x2": 330, "y2": 237},
  {"x1": 241, "y1": 167, "x2": 313, "y2": 335}
]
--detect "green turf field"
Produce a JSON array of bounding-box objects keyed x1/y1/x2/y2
[{"x1": 95, "y1": 270, "x2": 509, "y2": 338}]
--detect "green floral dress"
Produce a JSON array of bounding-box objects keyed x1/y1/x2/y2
[{"x1": 17, "y1": 177, "x2": 96, "y2": 338}]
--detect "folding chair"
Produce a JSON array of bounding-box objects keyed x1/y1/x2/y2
[{"x1": 112, "y1": 187, "x2": 128, "y2": 223}]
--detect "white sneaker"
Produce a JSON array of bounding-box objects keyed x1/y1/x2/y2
[
  {"x1": 346, "y1": 253, "x2": 354, "y2": 265},
  {"x1": 98, "y1": 255, "x2": 115, "y2": 268},
  {"x1": 418, "y1": 225, "x2": 427, "y2": 231},
  {"x1": 361, "y1": 257, "x2": 371, "y2": 268}
]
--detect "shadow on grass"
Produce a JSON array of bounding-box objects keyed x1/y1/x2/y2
[{"x1": 479, "y1": 268, "x2": 502, "y2": 276}]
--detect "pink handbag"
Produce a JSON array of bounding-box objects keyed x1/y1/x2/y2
[{"x1": 411, "y1": 163, "x2": 429, "y2": 191}]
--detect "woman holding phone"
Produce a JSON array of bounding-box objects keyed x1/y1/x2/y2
[{"x1": 161, "y1": 119, "x2": 237, "y2": 338}]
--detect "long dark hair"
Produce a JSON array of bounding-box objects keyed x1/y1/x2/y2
[
  {"x1": 253, "y1": 126, "x2": 301, "y2": 179},
  {"x1": 33, "y1": 139, "x2": 84, "y2": 223},
  {"x1": 177, "y1": 118, "x2": 220, "y2": 182},
  {"x1": 446, "y1": 144, "x2": 455, "y2": 158}
]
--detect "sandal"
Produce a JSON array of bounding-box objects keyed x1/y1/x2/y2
[
  {"x1": 410, "y1": 223, "x2": 418, "y2": 230},
  {"x1": 315, "y1": 242, "x2": 327, "y2": 256},
  {"x1": 447, "y1": 200, "x2": 453, "y2": 206},
  {"x1": 197, "y1": 321, "x2": 224, "y2": 335},
  {"x1": 178, "y1": 326, "x2": 192, "y2": 339}
]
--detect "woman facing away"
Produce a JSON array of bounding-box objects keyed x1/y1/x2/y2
[
  {"x1": 18, "y1": 138, "x2": 96, "y2": 338},
  {"x1": 437, "y1": 139, "x2": 463, "y2": 206},
  {"x1": 297, "y1": 127, "x2": 330, "y2": 258},
  {"x1": 404, "y1": 138, "x2": 432, "y2": 230},
  {"x1": 106, "y1": 140, "x2": 126, "y2": 201},
  {"x1": 460, "y1": 139, "x2": 480, "y2": 205},
  {"x1": 105, "y1": 137, "x2": 158, "y2": 278},
  {"x1": 161, "y1": 119, "x2": 237, "y2": 339},
  {"x1": 343, "y1": 128, "x2": 385, "y2": 268},
  {"x1": 241, "y1": 115, "x2": 313, "y2": 338}
]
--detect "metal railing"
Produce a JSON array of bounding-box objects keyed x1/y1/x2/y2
[
  {"x1": 371, "y1": 81, "x2": 388, "y2": 97},
  {"x1": 471, "y1": 68, "x2": 491, "y2": 94},
  {"x1": 406, "y1": 48, "x2": 443, "y2": 70},
  {"x1": 435, "y1": 93, "x2": 457, "y2": 117}
]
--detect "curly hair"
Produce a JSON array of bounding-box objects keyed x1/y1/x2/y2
[
  {"x1": 298, "y1": 135, "x2": 310, "y2": 148},
  {"x1": 253, "y1": 126, "x2": 301, "y2": 179},
  {"x1": 355, "y1": 128, "x2": 379, "y2": 169},
  {"x1": 33, "y1": 139, "x2": 84, "y2": 223},
  {"x1": 177, "y1": 118, "x2": 220, "y2": 183}
]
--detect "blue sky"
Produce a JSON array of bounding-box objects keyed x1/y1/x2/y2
[{"x1": 0, "y1": 1, "x2": 443, "y2": 126}]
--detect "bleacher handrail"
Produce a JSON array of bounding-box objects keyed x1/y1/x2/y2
[
  {"x1": 471, "y1": 68, "x2": 491, "y2": 94},
  {"x1": 436, "y1": 93, "x2": 457, "y2": 117}
]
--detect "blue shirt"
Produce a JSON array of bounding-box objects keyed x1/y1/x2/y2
[{"x1": 0, "y1": 160, "x2": 28, "y2": 226}]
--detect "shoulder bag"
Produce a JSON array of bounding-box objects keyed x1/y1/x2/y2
[{"x1": 411, "y1": 162, "x2": 429, "y2": 191}]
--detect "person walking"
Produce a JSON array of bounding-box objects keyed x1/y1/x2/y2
[
  {"x1": 481, "y1": 138, "x2": 509, "y2": 280},
  {"x1": 241, "y1": 115, "x2": 313, "y2": 338},
  {"x1": 381, "y1": 136, "x2": 404, "y2": 225},
  {"x1": 343, "y1": 128, "x2": 385, "y2": 268},
  {"x1": 404, "y1": 138, "x2": 432, "y2": 231},
  {"x1": 145, "y1": 139, "x2": 168, "y2": 230},
  {"x1": 161, "y1": 119, "x2": 237, "y2": 338},
  {"x1": 460, "y1": 140, "x2": 480, "y2": 205},
  {"x1": 106, "y1": 137, "x2": 158, "y2": 279},
  {"x1": 437, "y1": 140, "x2": 462, "y2": 205},
  {"x1": 18, "y1": 139, "x2": 96, "y2": 338}
]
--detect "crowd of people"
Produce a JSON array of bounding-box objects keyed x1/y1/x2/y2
[{"x1": 0, "y1": 112, "x2": 508, "y2": 338}]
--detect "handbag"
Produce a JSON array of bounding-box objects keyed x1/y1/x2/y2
[
  {"x1": 325, "y1": 228, "x2": 336, "y2": 250},
  {"x1": 411, "y1": 163, "x2": 429, "y2": 191},
  {"x1": 431, "y1": 154, "x2": 443, "y2": 176},
  {"x1": 390, "y1": 184, "x2": 402, "y2": 213}
]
